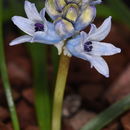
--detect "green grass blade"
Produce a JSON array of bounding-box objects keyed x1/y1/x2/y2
[
  {"x1": 97, "y1": 5, "x2": 119, "y2": 19},
  {"x1": 97, "y1": 0, "x2": 130, "y2": 28},
  {"x1": 81, "y1": 94, "x2": 130, "y2": 130},
  {"x1": 51, "y1": 47, "x2": 59, "y2": 83},
  {"x1": 27, "y1": 43, "x2": 51, "y2": 130},
  {"x1": 108, "y1": 0, "x2": 130, "y2": 26},
  {"x1": 0, "y1": 0, "x2": 20, "y2": 129}
]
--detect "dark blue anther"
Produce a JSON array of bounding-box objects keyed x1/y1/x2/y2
[
  {"x1": 84, "y1": 41, "x2": 93, "y2": 52},
  {"x1": 35, "y1": 23, "x2": 44, "y2": 32}
]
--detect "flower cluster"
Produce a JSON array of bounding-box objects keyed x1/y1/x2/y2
[
  {"x1": 46, "y1": 0, "x2": 100, "y2": 37},
  {"x1": 10, "y1": 0, "x2": 121, "y2": 77}
]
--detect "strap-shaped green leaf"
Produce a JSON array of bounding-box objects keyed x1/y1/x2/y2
[
  {"x1": 27, "y1": 43, "x2": 51, "y2": 130},
  {"x1": 0, "y1": 0, "x2": 20, "y2": 129},
  {"x1": 81, "y1": 94, "x2": 130, "y2": 130}
]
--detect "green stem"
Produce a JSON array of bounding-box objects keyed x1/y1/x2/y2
[
  {"x1": 0, "y1": 0, "x2": 20, "y2": 130},
  {"x1": 52, "y1": 53, "x2": 71, "y2": 130}
]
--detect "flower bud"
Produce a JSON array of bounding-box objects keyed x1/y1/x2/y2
[
  {"x1": 74, "y1": 6, "x2": 96, "y2": 31},
  {"x1": 54, "y1": 18, "x2": 74, "y2": 38},
  {"x1": 45, "y1": 0, "x2": 61, "y2": 20},
  {"x1": 63, "y1": 4, "x2": 79, "y2": 22},
  {"x1": 54, "y1": 0, "x2": 66, "y2": 11}
]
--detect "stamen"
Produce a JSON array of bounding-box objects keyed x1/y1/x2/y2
[
  {"x1": 35, "y1": 23, "x2": 44, "y2": 32},
  {"x1": 84, "y1": 41, "x2": 93, "y2": 52}
]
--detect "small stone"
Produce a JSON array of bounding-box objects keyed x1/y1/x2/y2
[
  {"x1": 63, "y1": 94, "x2": 81, "y2": 117},
  {"x1": 64, "y1": 110, "x2": 96, "y2": 130}
]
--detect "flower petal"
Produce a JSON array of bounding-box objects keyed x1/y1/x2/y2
[
  {"x1": 88, "y1": 24, "x2": 97, "y2": 35},
  {"x1": 87, "y1": 56, "x2": 109, "y2": 78},
  {"x1": 40, "y1": 8, "x2": 46, "y2": 20},
  {"x1": 82, "y1": 0, "x2": 90, "y2": 5},
  {"x1": 54, "y1": 41, "x2": 64, "y2": 55},
  {"x1": 24, "y1": 1, "x2": 42, "y2": 22},
  {"x1": 63, "y1": 3, "x2": 79, "y2": 22},
  {"x1": 74, "y1": 6, "x2": 96, "y2": 31},
  {"x1": 80, "y1": 31, "x2": 88, "y2": 44},
  {"x1": 12, "y1": 16, "x2": 35, "y2": 35},
  {"x1": 9, "y1": 35, "x2": 32, "y2": 46},
  {"x1": 54, "y1": 18, "x2": 75, "y2": 39},
  {"x1": 90, "y1": 41, "x2": 121, "y2": 56},
  {"x1": 63, "y1": 46, "x2": 72, "y2": 57},
  {"x1": 82, "y1": 0, "x2": 102, "y2": 5},
  {"x1": 87, "y1": 16, "x2": 112, "y2": 41},
  {"x1": 45, "y1": 20, "x2": 62, "y2": 42},
  {"x1": 54, "y1": 0, "x2": 66, "y2": 11},
  {"x1": 66, "y1": 35, "x2": 83, "y2": 56},
  {"x1": 90, "y1": 0, "x2": 102, "y2": 5},
  {"x1": 32, "y1": 31, "x2": 62, "y2": 44}
]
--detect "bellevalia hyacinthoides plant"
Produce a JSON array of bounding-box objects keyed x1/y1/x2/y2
[{"x1": 10, "y1": 0, "x2": 121, "y2": 77}]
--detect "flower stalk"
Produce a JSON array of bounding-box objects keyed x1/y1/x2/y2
[
  {"x1": 0, "y1": 0, "x2": 20, "y2": 129},
  {"x1": 52, "y1": 52, "x2": 71, "y2": 130}
]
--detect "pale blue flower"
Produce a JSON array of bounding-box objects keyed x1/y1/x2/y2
[
  {"x1": 10, "y1": 1, "x2": 62, "y2": 46},
  {"x1": 9, "y1": 0, "x2": 121, "y2": 78},
  {"x1": 66, "y1": 16, "x2": 121, "y2": 77}
]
